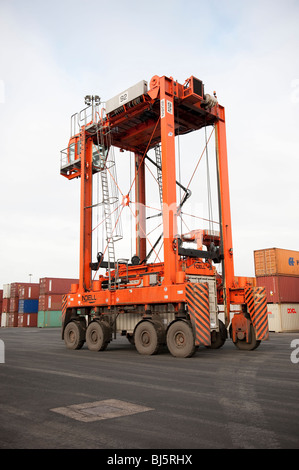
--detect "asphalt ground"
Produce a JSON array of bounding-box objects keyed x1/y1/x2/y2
[{"x1": 0, "y1": 327, "x2": 298, "y2": 453}]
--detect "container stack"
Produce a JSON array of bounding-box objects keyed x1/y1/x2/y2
[
  {"x1": 8, "y1": 283, "x2": 39, "y2": 327},
  {"x1": 38, "y1": 277, "x2": 78, "y2": 328},
  {"x1": 254, "y1": 248, "x2": 299, "y2": 332},
  {"x1": 17, "y1": 283, "x2": 40, "y2": 328},
  {"x1": 8, "y1": 283, "x2": 21, "y2": 327},
  {"x1": 0, "y1": 289, "x2": 3, "y2": 326},
  {"x1": 1, "y1": 284, "x2": 11, "y2": 327}
]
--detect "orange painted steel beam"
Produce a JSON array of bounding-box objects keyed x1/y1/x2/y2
[
  {"x1": 215, "y1": 106, "x2": 234, "y2": 325},
  {"x1": 135, "y1": 152, "x2": 146, "y2": 261},
  {"x1": 79, "y1": 129, "x2": 93, "y2": 292},
  {"x1": 159, "y1": 76, "x2": 179, "y2": 285}
]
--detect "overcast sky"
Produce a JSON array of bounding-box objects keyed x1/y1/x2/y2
[{"x1": 0, "y1": 0, "x2": 298, "y2": 288}]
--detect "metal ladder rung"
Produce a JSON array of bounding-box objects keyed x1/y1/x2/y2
[{"x1": 155, "y1": 145, "x2": 163, "y2": 207}]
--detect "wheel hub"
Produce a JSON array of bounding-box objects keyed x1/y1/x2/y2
[
  {"x1": 91, "y1": 330, "x2": 98, "y2": 343},
  {"x1": 141, "y1": 331, "x2": 150, "y2": 346},
  {"x1": 175, "y1": 332, "x2": 185, "y2": 347}
]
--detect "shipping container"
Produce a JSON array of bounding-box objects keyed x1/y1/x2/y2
[
  {"x1": 0, "y1": 290, "x2": 3, "y2": 301},
  {"x1": 2, "y1": 298, "x2": 10, "y2": 313},
  {"x1": 254, "y1": 248, "x2": 299, "y2": 277},
  {"x1": 1, "y1": 312, "x2": 8, "y2": 327},
  {"x1": 234, "y1": 276, "x2": 256, "y2": 287},
  {"x1": 38, "y1": 294, "x2": 64, "y2": 311},
  {"x1": 18, "y1": 299, "x2": 39, "y2": 314},
  {"x1": 10, "y1": 282, "x2": 28, "y2": 298},
  {"x1": 39, "y1": 277, "x2": 79, "y2": 295},
  {"x1": 8, "y1": 313, "x2": 18, "y2": 327},
  {"x1": 17, "y1": 313, "x2": 38, "y2": 328},
  {"x1": 267, "y1": 303, "x2": 299, "y2": 332},
  {"x1": 9, "y1": 297, "x2": 19, "y2": 313},
  {"x1": 19, "y1": 284, "x2": 40, "y2": 300},
  {"x1": 257, "y1": 276, "x2": 299, "y2": 303},
  {"x1": 38, "y1": 310, "x2": 62, "y2": 328},
  {"x1": 3, "y1": 284, "x2": 11, "y2": 299}
]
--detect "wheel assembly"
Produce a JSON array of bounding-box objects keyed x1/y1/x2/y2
[
  {"x1": 206, "y1": 320, "x2": 227, "y2": 349},
  {"x1": 126, "y1": 333, "x2": 135, "y2": 345},
  {"x1": 86, "y1": 320, "x2": 111, "y2": 351},
  {"x1": 134, "y1": 320, "x2": 161, "y2": 355},
  {"x1": 166, "y1": 320, "x2": 196, "y2": 358},
  {"x1": 232, "y1": 323, "x2": 261, "y2": 351},
  {"x1": 64, "y1": 321, "x2": 85, "y2": 350}
]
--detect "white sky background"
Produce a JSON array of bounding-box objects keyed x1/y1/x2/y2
[{"x1": 0, "y1": 0, "x2": 298, "y2": 287}]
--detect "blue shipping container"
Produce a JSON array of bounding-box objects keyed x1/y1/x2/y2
[{"x1": 18, "y1": 299, "x2": 39, "y2": 313}]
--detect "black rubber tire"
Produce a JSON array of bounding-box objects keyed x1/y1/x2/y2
[
  {"x1": 127, "y1": 333, "x2": 135, "y2": 345},
  {"x1": 206, "y1": 320, "x2": 227, "y2": 349},
  {"x1": 166, "y1": 320, "x2": 196, "y2": 358},
  {"x1": 64, "y1": 321, "x2": 85, "y2": 350},
  {"x1": 233, "y1": 323, "x2": 261, "y2": 351},
  {"x1": 86, "y1": 321, "x2": 110, "y2": 351},
  {"x1": 134, "y1": 321, "x2": 160, "y2": 355}
]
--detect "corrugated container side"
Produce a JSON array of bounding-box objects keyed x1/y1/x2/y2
[
  {"x1": 9, "y1": 298, "x2": 18, "y2": 313},
  {"x1": 38, "y1": 310, "x2": 62, "y2": 328},
  {"x1": 10, "y1": 283, "x2": 25, "y2": 298},
  {"x1": 19, "y1": 284, "x2": 40, "y2": 300},
  {"x1": 39, "y1": 278, "x2": 79, "y2": 295},
  {"x1": 3, "y1": 284, "x2": 11, "y2": 299},
  {"x1": 10, "y1": 282, "x2": 39, "y2": 299},
  {"x1": 257, "y1": 276, "x2": 299, "y2": 303},
  {"x1": 8, "y1": 313, "x2": 18, "y2": 327},
  {"x1": 267, "y1": 303, "x2": 299, "y2": 332},
  {"x1": 17, "y1": 313, "x2": 38, "y2": 327},
  {"x1": 18, "y1": 299, "x2": 39, "y2": 314},
  {"x1": 2, "y1": 298, "x2": 10, "y2": 313},
  {"x1": 1, "y1": 312, "x2": 8, "y2": 327},
  {"x1": 38, "y1": 294, "x2": 64, "y2": 311},
  {"x1": 254, "y1": 248, "x2": 299, "y2": 277}
]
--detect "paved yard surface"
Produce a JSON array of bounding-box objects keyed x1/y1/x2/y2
[{"x1": 0, "y1": 328, "x2": 298, "y2": 450}]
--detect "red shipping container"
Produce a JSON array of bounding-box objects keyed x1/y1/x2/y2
[
  {"x1": 18, "y1": 313, "x2": 38, "y2": 328},
  {"x1": 8, "y1": 313, "x2": 18, "y2": 327},
  {"x1": 19, "y1": 284, "x2": 40, "y2": 299},
  {"x1": 257, "y1": 276, "x2": 299, "y2": 303},
  {"x1": 39, "y1": 277, "x2": 79, "y2": 295},
  {"x1": 10, "y1": 282, "x2": 29, "y2": 298},
  {"x1": 9, "y1": 297, "x2": 19, "y2": 313},
  {"x1": 38, "y1": 294, "x2": 64, "y2": 311},
  {"x1": 0, "y1": 290, "x2": 3, "y2": 301},
  {"x1": 2, "y1": 298, "x2": 10, "y2": 313}
]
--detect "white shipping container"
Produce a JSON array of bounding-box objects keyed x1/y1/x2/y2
[
  {"x1": 1, "y1": 312, "x2": 8, "y2": 327},
  {"x1": 3, "y1": 284, "x2": 11, "y2": 299},
  {"x1": 267, "y1": 303, "x2": 299, "y2": 332}
]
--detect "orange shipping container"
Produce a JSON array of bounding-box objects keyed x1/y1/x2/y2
[{"x1": 254, "y1": 248, "x2": 299, "y2": 277}]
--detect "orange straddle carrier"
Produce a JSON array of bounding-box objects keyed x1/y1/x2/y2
[{"x1": 60, "y1": 74, "x2": 269, "y2": 357}]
